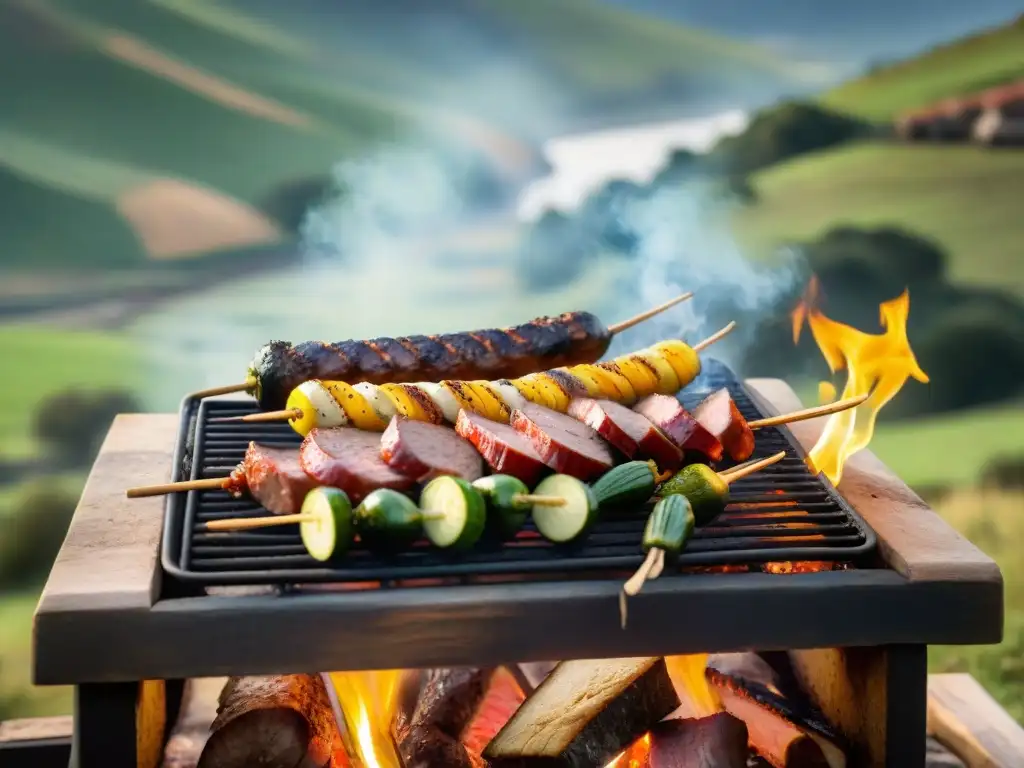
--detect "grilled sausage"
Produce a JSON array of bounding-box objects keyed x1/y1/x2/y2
[
  {"x1": 634, "y1": 394, "x2": 724, "y2": 462},
  {"x1": 510, "y1": 403, "x2": 616, "y2": 481},
  {"x1": 693, "y1": 389, "x2": 756, "y2": 463},
  {"x1": 455, "y1": 410, "x2": 548, "y2": 485},
  {"x1": 379, "y1": 416, "x2": 485, "y2": 483},
  {"x1": 567, "y1": 398, "x2": 684, "y2": 470},
  {"x1": 228, "y1": 443, "x2": 316, "y2": 516},
  {"x1": 248, "y1": 311, "x2": 611, "y2": 410}
]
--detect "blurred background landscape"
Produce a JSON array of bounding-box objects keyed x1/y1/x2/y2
[{"x1": 1, "y1": 0, "x2": 1022, "y2": 722}]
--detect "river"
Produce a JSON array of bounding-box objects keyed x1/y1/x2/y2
[{"x1": 129, "y1": 109, "x2": 749, "y2": 409}]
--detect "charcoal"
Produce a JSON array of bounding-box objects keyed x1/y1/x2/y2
[{"x1": 648, "y1": 713, "x2": 749, "y2": 767}]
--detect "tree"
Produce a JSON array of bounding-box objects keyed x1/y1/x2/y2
[
  {"x1": 32, "y1": 389, "x2": 141, "y2": 467},
  {"x1": 708, "y1": 101, "x2": 875, "y2": 176},
  {"x1": 0, "y1": 482, "x2": 78, "y2": 588}
]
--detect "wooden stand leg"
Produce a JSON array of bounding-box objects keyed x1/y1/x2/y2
[
  {"x1": 70, "y1": 680, "x2": 169, "y2": 768},
  {"x1": 789, "y1": 644, "x2": 927, "y2": 768}
]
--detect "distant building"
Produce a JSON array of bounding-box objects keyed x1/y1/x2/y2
[{"x1": 896, "y1": 79, "x2": 1024, "y2": 146}]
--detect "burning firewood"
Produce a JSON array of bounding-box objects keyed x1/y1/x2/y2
[
  {"x1": 705, "y1": 656, "x2": 846, "y2": 768},
  {"x1": 483, "y1": 657, "x2": 681, "y2": 767},
  {"x1": 399, "y1": 667, "x2": 526, "y2": 768},
  {"x1": 647, "y1": 712, "x2": 749, "y2": 768},
  {"x1": 161, "y1": 678, "x2": 226, "y2": 768},
  {"x1": 197, "y1": 675, "x2": 341, "y2": 768}
]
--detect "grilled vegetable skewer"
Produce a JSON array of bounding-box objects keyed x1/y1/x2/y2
[
  {"x1": 228, "y1": 322, "x2": 737, "y2": 437},
  {"x1": 194, "y1": 292, "x2": 694, "y2": 409},
  {"x1": 472, "y1": 475, "x2": 565, "y2": 540},
  {"x1": 658, "y1": 451, "x2": 787, "y2": 523},
  {"x1": 620, "y1": 495, "x2": 696, "y2": 628}
]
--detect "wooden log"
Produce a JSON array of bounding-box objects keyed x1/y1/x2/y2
[
  {"x1": 926, "y1": 736, "x2": 966, "y2": 768},
  {"x1": 483, "y1": 657, "x2": 680, "y2": 767},
  {"x1": 927, "y1": 673, "x2": 1024, "y2": 768},
  {"x1": 161, "y1": 678, "x2": 226, "y2": 768},
  {"x1": 706, "y1": 662, "x2": 846, "y2": 768},
  {"x1": 648, "y1": 713, "x2": 749, "y2": 767},
  {"x1": 197, "y1": 674, "x2": 340, "y2": 768}
]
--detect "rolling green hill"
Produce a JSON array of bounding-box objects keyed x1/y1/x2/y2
[
  {"x1": 822, "y1": 15, "x2": 1024, "y2": 120},
  {"x1": 732, "y1": 142, "x2": 1024, "y2": 297}
]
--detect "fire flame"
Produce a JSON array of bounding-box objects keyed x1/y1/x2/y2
[
  {"x1": 328, "y1": 670, "x2": 404, "y2": 768},
  {"x1": 791, "y1": 276, "x2": 929, "y2": 486}
]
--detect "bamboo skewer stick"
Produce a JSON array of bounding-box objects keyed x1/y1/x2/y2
[
  {"x1": 126, "y1": 477, "x2": 229, "y2": 498},
  {"x1": 747, "y1": 394, "x2": 869, "y2": 430},
  {"x1": 692, "y1": 321, "x2": 736, "y2": 352},
  {"x1": 718, "y1": 451, "x2": 786, "y2": 483},
  {"x1": 514, "y1": 494, "x2": 566, "y2": 507},
  {"x1": 204, "y1": 510, "x2": 449, "y2": 532},
  {"x1": 607, "y1": 291, "x2": 694, "y2": 334},
  {"x1": 190, "y1": 377, "x2": 257, "y2": 400}
]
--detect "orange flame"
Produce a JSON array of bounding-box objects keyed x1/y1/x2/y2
[
  {"x1": 328, "y1": 670, "x2": 404, "y2": 768},
  {"x1": 791, "y1": 277, "x2": 929, "y2": 486}
]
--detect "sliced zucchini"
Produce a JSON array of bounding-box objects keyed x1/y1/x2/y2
[
  {"x1": 591, "y1": 461, "x2": 658, "y2": 509},
  {"x1": 643, "y1": 495, "x2": 695, "y2": 559},
  {"x1": 531, "y1": 474, "x2": 599, "y2": 544},
  {"x1": 354, "y1": 489, "x2": 422, "y2": 553},
  {"x1": 419, "y1": 476, "x2": 487, "y2": 550},
  {"x1": 299, "y1": 487, "x2": 354, "y2": 562},
  {"x1": 472, "y1": 474, "x2": 531, "y2": 539},
  {"x1": 658, "y1": 464, "x2": 729, "y2": 525}
]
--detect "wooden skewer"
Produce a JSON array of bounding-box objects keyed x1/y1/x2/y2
[
  {"x1": 747, "y1": 394, "x2": 869, "y2": 430},
  {"x1": 513, "y1": 494, "x2": 566, "y2": 507},
  {"x1": 607, "y1": 291, "x2": 694, "y2": 334},
  {"x1": 620, "y1": 547, "x2": 667, "y2": 629},
  {"x1": 126, "y1": 477, "x2": 230, "y2": 498},
  {"x1": 205, "y1": 510, "x2": 449, "y2": 532},
  {"x1": 692, "y1": 321, "x2": 736, "y2": 353},
  {"x1": 718, "y1": 451, "x2": 786, "y2": 484},
  {"x1": 221, "y1": 408, "x2": 302, "y2": 424},
  {"x1": 190, "y1": 377, "x2": 257, "y2": 400}
]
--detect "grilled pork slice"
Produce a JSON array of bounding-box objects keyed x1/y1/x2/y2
[
  {"x1": 510, "y1": 403, "x2": 615, "y2": 481},
  {"x1": 197, "y1": 675, "x2": 339, "y2": 768},
  {"x1": 230, "y1": 443, "x2": 316, "y2": 516},
  {"x1": 455, "y1": 410, "x2": 547, "y2": 485},
  {"x1": 647, "y1": 713, "x2": 749, "y2": 768},
  {"x1": 483, "y1": 657, "x2": 680, "y2": 767},
  {"x1": 693, "y1": 389, "x2": 756, "y2": 463},
  {"x1": 568, "y1": 397, "x2": 683, "y2": 470},
  {"x1": 380, "y1": 416, "x2": 484, "y2": 482},
  {"x1": 633, "y1": 394, "x2": 723, "y2": 462},
  {"x1": 300, "y1": 427, "x2": 415, "y2": 504}
]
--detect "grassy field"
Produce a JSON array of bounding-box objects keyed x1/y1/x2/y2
[
  {"x1": 0, "y1": 324, "x2": 143, "y2": 459},
  {"x1": 733, "y1": 142, "x2": 1024, "y2": 297},
  {"x1": 822, "y1": 16, "x2": 1024, "y2": 120}
]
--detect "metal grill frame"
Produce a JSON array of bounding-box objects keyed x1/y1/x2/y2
[{"x1": 161, "y1": 360, "x2": 877, "y2": 587}]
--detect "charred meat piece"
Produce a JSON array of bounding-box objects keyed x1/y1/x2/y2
[
  {"x1": 568, "y1": 397, "x2": 683, "y2": 470},
  {"x1": 455, "y1": 410, "x2": 547, "y2": 485},
  {"x1": 460, "y1": 667, "x2": 527, "y2": 756},
  {"x1": 250, "y1": 311, "x2": 611, "y2": 410},
  {"x1": 229, "y1": 443, "x2": 316, "y2": 516},
  {"x1": 510, "y1": 403, "x2": 616, "y2": 481},
  {"x1": 197, "y1": 675, "x2": 339, "y2": 768},
  {"x1": 299, "y1": 427, "x2": 415, "y2": 504},
  {"x1": 380, "y1": 416, "x2": 485, "y2": 482},
  {"x1": 634, "y1": 394, "x2": 723, "y2": 462},
  {"x1": 693, "y1": 389, "x2": 756, "y2": 463}
]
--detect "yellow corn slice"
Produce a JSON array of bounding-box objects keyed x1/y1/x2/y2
[
  {"x1": 651, "y1": 340, "x2": 701, "y2": 388},
  {"x1": 572, "y1": 363, "x2": 636, "y2": 404},
  {"x1": 529, "y1": 373, "x2": 571, "y2": 411},
  {"x1": 634, "y1": 349, "x2": 680, "y2": 394},
  {"x1": 615, "y1": 355, "x2": 661, "y2": 397},
  {"x1": 467, "y1": 381, "x2": 512, "y2": 422},
  {"x1": 561, "y1": 366, "x2": 606, "y2": 397},
  {"x1": 378, "y1": 383, "x2": 433, "y2": 423},
  {"x1": 595, "y1": 362, "x2": 641, "y2": 403},
  {"x1": 511, "y1": 376, "x2": 556, "y2": 409},
  {"x1": 324, "y1": 381, "x2": 388, "y2": 431}
]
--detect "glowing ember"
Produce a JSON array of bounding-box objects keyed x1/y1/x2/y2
[
  {"x1": 328, "y1": 670, "x2": 403, "y2": 768},
  {"x1": 605, "y1": 732, "x2": 651, "y2": 767},
  {"x1": 791, "y1": 276, "x2": 929, "y2": 485}
]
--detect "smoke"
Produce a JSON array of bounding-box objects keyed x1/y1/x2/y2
[{"x1": 602, "y1": 180, "x2": 804, "y2": 387}]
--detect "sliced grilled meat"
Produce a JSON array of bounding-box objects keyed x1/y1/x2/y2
[
  {"x1": 568, "y1": 397, "x2": 683, "y2": 470},
  {"x1": 634, "y1": 394, "x2": 723, "y2": 462},
  {"x1": 510, "y1": 403, "x2": 615, "y2": 481},
  {"x1": 299, "y1": 427, "x2": 415, "y2": 504},
  {"x1": 455, "y1": 410, "x2": 547, "y2": 485},
  {"x1": 380, "y1": 416, "x2": 484, "y2": 482},
  {"x1": 693, "y1": 389, "x2": 756, "y2": 463},
  {"x1": 229, "y1": 443, "x2": 316, "y2": 516}
]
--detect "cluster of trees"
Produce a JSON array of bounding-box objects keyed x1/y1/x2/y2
[{"x1": 0, "y1": 389, "x2": 140, "y2": 589}]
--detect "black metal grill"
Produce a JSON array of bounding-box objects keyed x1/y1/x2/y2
[{"x1": 161, "y1": 359, "x2": 876, "y2": 586}]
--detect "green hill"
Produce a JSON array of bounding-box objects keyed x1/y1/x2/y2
[
  {"x1": 733, "y1": 142, "x2": 1024, "y2": 297},
  {"x1": 822, "y1": 15, "x2": 1024, "y2": 120}
]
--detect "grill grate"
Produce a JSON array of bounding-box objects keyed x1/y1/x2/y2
[{"x1": 161, "y1": 360, "x2": 876, "y2": 586}]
